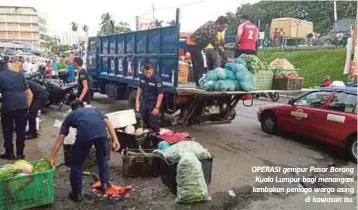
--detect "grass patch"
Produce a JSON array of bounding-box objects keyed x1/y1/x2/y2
[{"x1": 258, "y1": 49, "x2": 348, "y2": 88}]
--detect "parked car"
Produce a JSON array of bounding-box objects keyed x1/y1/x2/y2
[{"x1": 258, "y1": 86, "x2": 357, "y2": 162}]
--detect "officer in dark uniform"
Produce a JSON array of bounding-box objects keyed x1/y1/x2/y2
[
  {"x1": 135, "y1": 64, "x2": 164, "y2": 132},
  {"x1": 50, "y1": 100, "x2": 120, "y2": 202},
  {"x1": 25, "y1": 80, "x2": 49, "y2": 139},
  {"x1": 0, "y1": 55, "x2": 33, "y2": 160},
  {"x1": 74, "y1": 57, "x2": 92, "y2": 104}
]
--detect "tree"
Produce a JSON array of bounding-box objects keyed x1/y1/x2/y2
[
  {"x1": 167, "y1": 20, "x2": 176, "y2": 26},
  {"x1": 98, "y1": 13, "x2": 115, "y2": 35},
  {"x1": 154, "y1": 19, "x2": 164, "y2": 27},
  {"x1": 71, "y1": 22, "x2": 78, "y2": 32},
  {"x1": 82, "y1": 24, "x2": 89, "y2": 37},
  {"x1": 115, "y1": 22, "x2": 131, "y2": 33}
]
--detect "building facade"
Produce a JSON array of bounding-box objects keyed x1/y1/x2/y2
[{"x1": 0, "y1": 6, "x2": 40, "y2": 47}]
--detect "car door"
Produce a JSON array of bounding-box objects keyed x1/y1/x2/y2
[
  {"x1": 280, "y1": 91, "x2": 333, "y2": 136},
  {"x1": 319, "y1": 92, "x2": 357, "y2": 146}
]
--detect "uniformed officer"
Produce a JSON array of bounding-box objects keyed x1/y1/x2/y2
[
  {"x1": 50, "y1": 100, "x2": 120, "y2": 202},
  {"x1": 74, "y1": 57, "x2": 92, "y2": 104},
  {"x1": 25, "y1": 80, "x2": 49, "y2": 140},
  {"x1": 0, "y1": 55, "x2": 33, "y2": 160},
  {"x1": 135, "y1": 64, "x2": 164, "y2": 132}
]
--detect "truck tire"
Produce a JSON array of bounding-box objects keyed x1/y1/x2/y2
[
  {"x1": 127, "y1": 90, "x2": 137, "y2": 109},
  {"x1": 346, "y1": 135, "x2": 357, "y2": 163}
]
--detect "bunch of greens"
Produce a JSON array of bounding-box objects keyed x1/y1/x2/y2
[{"x1": 240, "y1": 54, "x2": 270, "y2": 74}]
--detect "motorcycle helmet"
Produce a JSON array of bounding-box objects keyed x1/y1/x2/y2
[{"x1": 38, "y1": 64, "x2": 47, "y2": 75}]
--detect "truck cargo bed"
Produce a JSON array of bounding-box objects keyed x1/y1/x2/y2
[{"x1": 176, "y1": 83, "x2": 307, "y2": 96}]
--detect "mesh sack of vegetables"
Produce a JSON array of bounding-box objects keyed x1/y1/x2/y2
[
  {"x1": 198, "y1": 76, "x2": 207, "y2": 89},
  {"x1": 155, "y1": 141, "x2": 211, "y2": 163},
  {"x1": 235, "y1": 65, "x2": 249, "y2": 82},
  {"x1": 234, "y1": 57, "x2": 247, "y2": 68},
  {"x1": 175, "y1": 152, "x2": 210, "y2": 203},
  {"x1": 225, "y1": 69, "x2": 235, "y2": 80},
  {"x1": 203, "y1": 80, "x2": 217, "y2": 91},
  {"x1": 214, "y1": 80, "x2": 229, "y2": 91},
  {"x1": 226, "y1": 63, "x2": 247, "y2": 73},
  {"x1": 224, "y1": 79, "x2": 238, "y2": 91},
  {"x1": 206, "y1": 70, "x2": 218, "y2": 81},
  {"x1": 238, "y1": 71, "x2": 255, "y2": 91}
]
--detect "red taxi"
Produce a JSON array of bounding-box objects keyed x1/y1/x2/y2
[{"x1": 257, "y1": 87, "x2": 357, "y2": 162}]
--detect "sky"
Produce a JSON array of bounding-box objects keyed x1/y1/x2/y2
[{"x1": 0, "y1": 0, "x2": 259, "y2": 36}]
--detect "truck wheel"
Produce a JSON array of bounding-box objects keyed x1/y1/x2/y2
[
  {"x1": 347, "y1": 135, "x2": 357, "y2": 163},
  {"x1": 261, "y1": 112, "x2": 277, "y2": 134},
  {"x1": 127, "y1": 90, "x2": 137, "y2": 109}
]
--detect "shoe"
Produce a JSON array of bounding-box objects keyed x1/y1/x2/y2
[
  {"x1": 25, "y1": 133, "x2": 38, "y2": 140},
  {"x1": 0, "y1": 153, "x2": 15, "y2": 160},
  {"x1": 68, "y1": 192, "x2": 83, "y2": 202},
  {"x1": 16, "y1": 154, "x2": 26, "y2": 160},
  {"x1": 100, "y1": 183, "x2": 111, "y2": 193}
]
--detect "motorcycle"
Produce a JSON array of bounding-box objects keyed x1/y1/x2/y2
[
  {"x1": 253, "y1": 92, "x2": 280, "y2": 102},
  {"x1": 44, "y1": 81, "x2": 77, "y2": 110}
]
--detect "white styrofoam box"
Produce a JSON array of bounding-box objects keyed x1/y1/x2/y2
[
  {"x1": 106, "y1": 109, "x2": 137, "y2": 129},
  {"x1": 54, "y1": 119, "x2": 77, "y2": 145}
]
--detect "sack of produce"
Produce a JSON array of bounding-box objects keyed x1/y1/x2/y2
[
  {"x1": 203, "y1": 80, "x2": 217, "y2": 91},
  {"x1": 235, "y1": 57, "x2": 247, "y2": 68},
  {"x1": 206, "y1": 70, "x2": 218, "y2": 81},
  {"x1": 225, "y1": 63, "x2": 246, "y2": 73},
  {"x1": 175, "y1": 152, "x2": 210, "y2": 203},
  {"x1": 235, "y1": 66, "x2": 249, "y2": 82},
  {"x1": 224, "y1": 79, "x2": 238, "y2": 91},
  {"x1": 156, "y1": 141, "x2": 211, "y2": 163},
  {"x1": 214, "y1": 80, "x2": 229, "y2": 91},
  {"x1": 225, "y1": 69, "x2": 236, "y2": 80},
  {"x1": 239, "y1": 71, "x2": 255, "y2": 91},
  {"x1": 198, "y1": 76, "x2": 207, "y2": 89},
  {"x1": 240, "y1": 54, "x2": 269, "y2": 74}
]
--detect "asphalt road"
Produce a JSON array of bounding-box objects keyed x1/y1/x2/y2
[{"x1": 0, "y1": 94, "x2": 356, "y2": 210}]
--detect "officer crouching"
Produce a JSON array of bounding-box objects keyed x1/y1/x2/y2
[
  {"x1": 50, "y1": 100, "x2": 120, "y2": 202},
  {"x1": 0, "y1": 55, "x2": 33, "y2": 160},
  {"x1": 135, "y1": 64, "x2": 164, "y2": 132}
]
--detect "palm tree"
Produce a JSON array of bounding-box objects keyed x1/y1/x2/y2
[
  {"x1": 82, "y1": 24, "x2": 89, "y2": 39},
  {"x1": 71, "y1": 22, "x2": 78, "y2": 32},
  {"x1": 167, "y1": 20, "x2": 176, "y2": 26},
  {"x1": 154, "y1": 19, "x2": 164, "y2": 27}
]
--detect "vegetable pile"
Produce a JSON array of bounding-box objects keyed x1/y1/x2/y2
[
  {"x1": 0, "y1": 158, "x2": 52, "y2": 181},
  {"x1": 275, "y1": 72, "x2": 304, "y2": 80},
  {"x1": 240, "y1": 54, "x2": 270, "y2": 74},
  {"x1": 175, "y1": 152, "x2": 210, "y2": 203}
]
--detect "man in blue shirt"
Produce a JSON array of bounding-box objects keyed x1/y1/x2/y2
[
  {"x1": 0, "y1": 55, "x2": 33, "y2": 160},
  {"x1": 65, "y1": 52, "x2": 75, "y2": 84},
  {"x1": 50, "y1": 100, "x2": 120, "y2": 202},
  {"x1": 135, "y1": 64, "x2": 164, "y2": 132}
]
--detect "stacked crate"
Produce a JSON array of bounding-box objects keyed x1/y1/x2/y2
[{"x1": 178, "y1": 61, "x2": 190, "y2": 84}]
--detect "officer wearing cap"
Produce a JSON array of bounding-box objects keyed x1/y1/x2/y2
[
  {"x1": 0, "y1": 55, "x2": 33, "y2": 160},
  {"x1": 135, "y1": 64, "x2": 164, "y2": 132}
]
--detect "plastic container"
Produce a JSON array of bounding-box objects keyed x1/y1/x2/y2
[
  {"x1": 159, "y1": 157, "x2": 213, "y2": 194},
  {"x1": 122, "y1": 149, "x2": 160, "y2": 177},
  {"x1": 106, "y1": 110, "x2": 137, "y2": 129},
  {"x1": 272, "y1": 78, "x2": 304, "y2": 90},
  {"x1": 115, "y1": 130, "x2": 158, "y2": 152},
  {"x1": 0, "y1": 161, "x2": 55, "y2": 210},
  {"x1": 253, "y1": 69, "x2": 274, "y2": 90}
]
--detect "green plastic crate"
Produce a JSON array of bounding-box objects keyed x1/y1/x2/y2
[
  {"x1": 0, "y1": 162, "x2": 55, "y2": 210},
  {"x1": 253, "y1": 69, "x2": 274, "y2": 90}
]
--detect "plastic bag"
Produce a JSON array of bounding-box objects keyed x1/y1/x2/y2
[
  {"x1": 239, "y1": 71, "x2": 255, "y2": 91},
  {"x1": 225, "y1": 63, "x2": 247, "y2": 73},
  {"x1": 206, "y1": 70, "x2": 218, "y2": 81},
  {"x1": 156, "y1": 141, "x2": 211, "y2": 163},
  {"x1": 198, "y1": 76, "x2": 207, "y2": 89},
  {"x1": 225, "y1": 69, "x2": 236, "y2": 80},
  {"x1": 214, "y1": 67, "x2": 226, "y2": 80},
  {"x1": 176, "y1": 152, "x2": 210, "y2": 203},
  {"x1": 214, "y1": 80, "x2": 229, "y2": 91},
  {"x1": 235, "y1": 66, "x2": 249, "y2": 81},
  {"x1": 204, "y1": 80, "x2": 217, "y2": 91}
]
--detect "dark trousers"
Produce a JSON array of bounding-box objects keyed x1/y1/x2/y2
[
  {"x1": 1, "y1": 109, "x2": 28, "y2": 155},
  {"x1": 69, "y1": 137, "x2": 109, "y2": 194},
  {"x1": 27, "y1": 109, "x2": 38, "y2": 134},
  {"x1": 235, "y1": 49, "x2": 257, "y2": 58},
  {"x1": 205, "y1": 48, "x2": 221, "y2": 70},
  {"x1": 142, "y1": 104, "x2": 160, "y2": 132},
  {"x1": 188, "y1": 45, "x2": 204, "y2": 86}
]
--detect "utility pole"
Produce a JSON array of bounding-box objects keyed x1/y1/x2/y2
[
  {"x1": 152, "y1": 3, "x2": 155, "y2": 28},
  {"x1": 333, "y1": 1, "x2": 337, "y2": 22}
]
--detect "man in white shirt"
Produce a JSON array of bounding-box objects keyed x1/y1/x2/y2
[{"x1": 22, "y1": 58, "x2": 33, "y2": 72}]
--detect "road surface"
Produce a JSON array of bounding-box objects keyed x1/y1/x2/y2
[{"x1": 0, "y1": 94, "x2": 356, "y2": 210}]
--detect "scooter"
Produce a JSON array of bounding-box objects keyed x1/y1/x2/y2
[
  {"x1": 44, "y1": 80, "x2": 77, "y2": 110},
  {"x1": 253, "y1": 92, "x2": 280, "y2": 102}
]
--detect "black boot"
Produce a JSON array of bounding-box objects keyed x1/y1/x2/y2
[
  {"x1": 0, "y1": 153, "x2": 15, "y2": 160},
  {"x1": 25, "y1": 133, "x2": 38, "y2": 140},
  {"x1": 100, "y1": 182, "x2": 111, "y2": 194},
  {"x1": 16, "y1": 154, "x2": 26, "y2": 160},
  {"x1": 68, "y1": 192, "x2": 83, "y2": 202}
]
